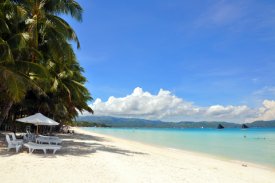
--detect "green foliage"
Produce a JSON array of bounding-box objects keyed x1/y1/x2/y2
[{"x1": 0, "y1": 0, "x2": 93, "y2": 127}]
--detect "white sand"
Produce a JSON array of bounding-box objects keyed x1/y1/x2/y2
[{"x1": 0, "y1": 128, "x2": 274, "y2": 183}]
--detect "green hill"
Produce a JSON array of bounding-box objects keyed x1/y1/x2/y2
[
  {"x1": 245, "y1": 120, "x2": 275, "y2": 128},
  {"x1": 76, "y1": 116, "x2": 275, "y2": 128}
]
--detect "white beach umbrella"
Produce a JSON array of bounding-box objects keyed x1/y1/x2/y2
[{"x1": 16, "y1": 113, "x2": 59, "y2": 134}]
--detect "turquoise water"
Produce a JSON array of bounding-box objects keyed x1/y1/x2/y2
[{"x1": 83, "y1": 127, "x2": 275, "y2": 167}]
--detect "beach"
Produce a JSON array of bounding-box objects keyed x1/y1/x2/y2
[{"x1": 0, "y1": 128, "x2": 274, "y2": 183}]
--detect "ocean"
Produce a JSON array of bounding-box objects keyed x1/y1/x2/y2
[{"x1": 82, "y1": 127, "x2": 275, "y2": 168}]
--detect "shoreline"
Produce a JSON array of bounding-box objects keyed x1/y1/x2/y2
[
  {"x1": 0, "y1": 128, "x2": 274, "y2": 183},
  {"x1": 77, "y1": 127, "x2": 275, "y2": 171},
  {"x1": 78, "y1": 127, "x2": 275, "y2": 170}
]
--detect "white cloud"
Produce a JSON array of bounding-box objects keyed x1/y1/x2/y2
[
  {"x1": 90, "y1": 87, "x2": 198, "y2": 120},
  {"x1": 245, "y1": 86, "x2": 275, "y2": 107},
  {"x1": 205, "y1": 105, "x2": 250, "y2": 117},
  {"x1": 86, "y1": 87, "x2": 268, "y2": 123},
  {"x1": 194, "y1": 1, "x2": 245, "y2": 28},
  {"x1": 253, "y1": 86, "x2": 275, "y2": 98},
  {"x1": 248, "y1": 100, "x2": 275, "y2": 122}
]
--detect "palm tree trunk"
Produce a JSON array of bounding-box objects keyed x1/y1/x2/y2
[{"x1": 0, "y1": 100, "x2": 13, "y2": 127}]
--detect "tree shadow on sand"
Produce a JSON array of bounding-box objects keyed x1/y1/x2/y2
[{"x1": 0, "y1": 132, "x2": 148, "y2": 157}]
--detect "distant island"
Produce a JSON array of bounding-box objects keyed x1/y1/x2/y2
[
  {"x1": 76, "y1": 116, "x2": 275, "y2": 128},
  {"x1": 71, "y1": 121, "x2": 111, "y2": 127}
]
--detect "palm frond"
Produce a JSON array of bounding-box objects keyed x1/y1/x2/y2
[
  {"x1": 45, "y1": 0, "x2": 83, "y2": 21},
  {"x1": 0, "y1": 37, "x2": 14, "y2": 63},
  {"x1": 7, "y1": 32, "x2": 29, "y2": 51},
  {"x1": 46, "y1": 14, "x2": 80, "y2": 48},
  {"x1": 0, "y1": 19, "x2": 10, "y2": 34}
]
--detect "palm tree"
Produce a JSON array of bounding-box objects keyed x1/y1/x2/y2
[
  {"x1": 20, "y1": 0, "x2": 92, "y2": 122},
  {"x1": 48, "y1": 57, "x2": 93, "y2": 121},
  {"x1": 0, "y1": 0, "x2": 48, "y2": 126},
  {"x1": 15, "y1": 0, "x2": 82, "y2": 62},
  {"x1": 0, "y1": 0, "x2": 93, "y2": 127}
]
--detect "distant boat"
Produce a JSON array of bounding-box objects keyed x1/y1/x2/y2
[
  {"x1": 217, "y1": 124, "x2": 224, "y2": 129},
  {"x1": 241, "y1": 124, "x2": 249, "y2": 129}
]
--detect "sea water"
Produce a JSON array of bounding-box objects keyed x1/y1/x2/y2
[{"x1": 83, "y1": 127, "x2": 275, "y2": 167}]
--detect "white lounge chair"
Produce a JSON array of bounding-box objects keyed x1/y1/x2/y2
[
  {"x1": 36, "y1": 135, "x2": 62, "y2": 145},
  {"x1": 5, "y1": 134, "x2": 22, "y2": 153},
  {"x1": 10, "y1": 133, "x2": 24, "y2": 145},
  {"x1": 23, "y1": 130, "x2": 36, "y2": 142},
  {"x1": 24, "y1": 142, "x2": 61, "y2": 154},
  {"x1": 38, "y1": 135, "x2": 60, "y2": 140}
]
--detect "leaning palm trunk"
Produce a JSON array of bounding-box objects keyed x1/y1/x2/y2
[{"x1": 0, "y1": 100, "x2": 13, "y2": 127}]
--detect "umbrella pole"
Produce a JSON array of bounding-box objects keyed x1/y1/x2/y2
[{"x1": 36, "y1": 125, "x2": 38, "y2": 135}]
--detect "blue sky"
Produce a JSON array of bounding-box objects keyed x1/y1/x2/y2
[{"x1": 66, "y1": 0, "x2": 275, "y2": 122}]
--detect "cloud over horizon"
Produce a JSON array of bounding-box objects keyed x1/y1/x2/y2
[
  {"x1": 84, "y1": 87, "x2": 275, "y2": 123},
  {"x1": 250, "y1": 100, "x2": 275, "y2": 122}
]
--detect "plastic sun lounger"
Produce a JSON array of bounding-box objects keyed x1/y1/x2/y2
[
  {"x1": 10, "y1": 133, "x2": 24, "y2": 145},
  {"x1": 38, "y1": 135, "x2": 61, "y2": 141},
  {"x1": 6, "y1": 134, "x2": 22, "y2": 153},
  {"x1": 38, "y1": 135, "x2": 59, "y2": 139},
  {"x1": 23, "y1": 132, "x2": 36, "y2": 142},
  {"x1": 24, "y1": 142, "x2": 61, "y2": 154},
  {"x1": 36, "y1": 136, "x2": 63, "y2": 145}
]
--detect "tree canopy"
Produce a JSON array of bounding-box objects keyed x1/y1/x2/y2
[{"x1": 0, "y1": 0, "x2": 93, "y2": 128}]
